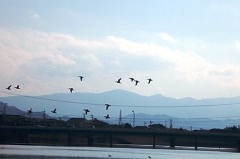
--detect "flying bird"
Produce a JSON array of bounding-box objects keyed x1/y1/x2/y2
[
  {"x1": 69, "y1": 88, "x2": 74, "y2": 93},
  {"x1": 147, "y1": 78, "x2": 153, "y2": 84},
  {"x1": 129, "y1": 78, "x2": 135, "y2": 82},
  {"x1": 105, "y1": 104, "x2": 111, "y2": 110},
  {"x1": 135, "y1": 80, "x2": 139, "y2": 86},
  {"x1": 104, "y1": 114, "x2": 110, "y2": 119},
  {"x1": 15, "y1": 85, "x2": 20, "y2": 89},
  {"x1": 115, "y1": 78, "x2": 122, "y2": 84},
  {"x1": 84, "y1": 109, "x2": 90, "y2": 115},
  {"x1": 51, "y1": 108, "x2": 56, "y2": 113},
  {"x1": 27, "y1": 108, "x2": 32, "y2": 115},
  {"x1": 148, "y1": 156, "x2": 151, "y2": 158},
  {"x1": 6, "y1": 85, "x2": 12, "y2": 90},
  {"x1": 78, "y1": 76, "x2": 84, "y2": 81}
]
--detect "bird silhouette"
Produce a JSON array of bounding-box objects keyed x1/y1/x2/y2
[
  {"x1": 148, "y1": 156, "x2": 151, "y2": 158},
  {"x1": 69, "y1": 88, "x2": 74, "y2": 93},
  {"x1": 6, "y1": 85, "x2": 12, "y2": 90},
  {"x1": 115, "y1": 78, "x2": 122, "y2": 84},
  {"x1": 15, "y1": 85, "x2": 20, "y2": 89},
  {"x1": 147, "y1": 78, "x2": 153, "y2": 84},
  {"x1": 27, "y1": 108, "x2": 32, "y2": 115},
  {"x1": 51, "y1": 108, "x2": 56, "y2": 113},
  {"x1": 78, "y1": 76, "x2": 84, "y2": 81},
  {"x1": 129, "y1": 78, "x2": 135, "y2": 82},
  {"x1": 105, "y1": 104, "x2": 111, "y2": 110},
  {"x1": 104, "y1": 114, "x2": 110, "y2": 119},
  {"x1": 84, "y1": 109, "x2": 90, "y2": 115},
  {"x1": 108, "y1": 154, "x2": 112, "y2": 157},
  {"x1": 135, "y1": 80, "x2": 139, "y2": 86}
]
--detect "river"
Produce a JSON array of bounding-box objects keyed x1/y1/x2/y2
[{"x1": 0, "y1": 145, "x2": 239, "y2": 159}]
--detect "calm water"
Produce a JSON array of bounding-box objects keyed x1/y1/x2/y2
[{"x1": 0, "y1": 145, "x2": 239, "y2": 159}]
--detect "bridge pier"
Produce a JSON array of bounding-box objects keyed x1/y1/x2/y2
[
  {"x1": 194, "y1": 137, "x2": 198, "y2": 150},
  {"x1": 169, "y1": 137, "x2": 176, "y2": 148},
  {"x1": 152, "y1": 135, "x2": 156, "y2": 149},
  {"x1": 109, "y1": 133, "x2": 113, "y2": 147},
  {"x1": 67, "y1": 130, "x2": 71, "y2": 146},
  {"x1": 25, "y1": 133, "x2": 29, "y2": 145},
  {"x1": 237, "y1": 140, "x2": 240, "y2": 152},
  {"x1": 87, "y1": 135, "x2": 94, "y2": 146}
]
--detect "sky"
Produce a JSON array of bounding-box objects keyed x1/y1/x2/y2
[{"x1": 1, "y1": 0, "x2": 240, "y2": 99}]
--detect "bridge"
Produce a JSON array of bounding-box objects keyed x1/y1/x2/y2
[{"x1": 1, "y1": 126, "x2": 240, "y2": 151}]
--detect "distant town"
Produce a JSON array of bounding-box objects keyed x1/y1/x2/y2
[
  {"x1": 1, "y1": 101, "x2": 240, "y2": 151},
  {"x1": 1, "y1": 101, "x2": 240, "y2": 133},
  {"x1": 0, "y1": 101, "x2": 166, "y2": 130}
]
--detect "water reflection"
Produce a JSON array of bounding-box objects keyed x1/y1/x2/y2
[{"x1": 0, "y1": 145, "x2": 239, "y2": 159}]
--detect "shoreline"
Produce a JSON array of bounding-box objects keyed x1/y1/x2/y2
[
  {"x1": 1, "y1": 143, "x2": 238, "y2": 153},
  {"x1": 113, "y1": 144, "x2": 238, "y2": 153},
  {"x1": 0, "y1": 144, "x2": 239, "y2": 159}
]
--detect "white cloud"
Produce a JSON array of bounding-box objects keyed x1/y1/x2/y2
[
  {"x1": 106, "y1": 35, "x2": 240, "y2": 88},
  {"x1": 45, "y1": 54, "x2": 76, "y2": 66},
  {"x1": 1, "y1": 28, "x2": 240, "y2": 98},
  {"x1": 29, "y1": 11, "x2": 40, "y2": 19},
  {"x1": 235, "y1": 41, "x2": 240, "y2": 49},
  {"x1": 0, "y1": 28, "x2": 105, "y2": 95},
  {"x1": 157, "y1": 32, "x2": 176, "y2": 42},
  {"x1": 210, "y1": 5, "x2": 240, "y2": 16},
  {"x1": 32, "y1": 13, "x2": 40, "y2": 19}
]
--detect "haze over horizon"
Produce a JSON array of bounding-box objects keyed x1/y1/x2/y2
[{"x1": 1, "y1": 1, "x2": 240, "y2": 100}]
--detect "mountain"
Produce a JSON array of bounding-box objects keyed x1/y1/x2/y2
[
  {"x1": 1, "y1": 89, "x2": 240, "y2": 122},
  {"x1": 0, "y1": 102, "x2": 24, "y2": 115},
  {"x1": 0, "y1": 102, "x2": 51, "y2": 119},
  {"x1": 109, "y1": 113, "x2": 240, "y2": 130}
]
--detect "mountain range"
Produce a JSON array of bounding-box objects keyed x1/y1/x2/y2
[{"x1": 1, "y1": 89, "x2": 240, "y2": 129}]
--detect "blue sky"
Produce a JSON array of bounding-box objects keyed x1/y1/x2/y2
[{"x1": 1, "y1": 0, "x2": 240, "y2": 99}]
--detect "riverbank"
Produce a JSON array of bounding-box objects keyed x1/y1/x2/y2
[
  {"x1": 0, "y1": 145, "x2": 239, "y2": 159},
  {"x1": 1, "y1": 143, "x2": 238, "y2": 153}
]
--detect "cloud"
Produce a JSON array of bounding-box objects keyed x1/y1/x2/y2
[
  {"x1": 106, "y1": 35, "x2": 240, "y2": 88},
  {"x1": 0, "y1": 29, "x2": 101, "y2": 94},
  {"x1": 235, "y1": 41, "x2": 240, "y2": 49},
  {"x1": 1, "y1": 28, "x2": 240, "y2": 98},
  {"x1": 157, "y1": 32, "x2": 176, "y2": 42},
  {"x1": 29, "y1": 11, "x2": 40, "y2": 19},
  {"x1": 210, "y1": 4, "x2": 240, "y2": 16}
]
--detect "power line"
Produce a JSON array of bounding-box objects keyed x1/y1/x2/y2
[{"x1": 1, "y1": 90, "x2": 240, "y2": 108}]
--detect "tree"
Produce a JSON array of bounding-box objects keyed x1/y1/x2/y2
[
  {"x1": 124, "y1": 123, "x2": 132, "y2": 128},
  {"x1": 224, "y1": 125, "x2": 239, "y2": 133},
  {"x1": 149, "y1": 123, "x2": 166, "y2": 130}
]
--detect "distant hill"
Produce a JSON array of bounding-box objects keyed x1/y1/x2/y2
[
  {"x1": 1, "y1": 89, "x2": 240, "y2": 129},
  {"x1": 0, "y1": 102, "x2": 24, "y2": 115},
  {"x1": 117, "y1": 113, "x2": 240, "y2": 130},
  {"x1": 0, "y1": 102, "x2": 51, "y2": 119}
]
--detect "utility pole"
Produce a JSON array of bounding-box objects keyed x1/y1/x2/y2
[
  {"x1": 132, "y1": 110, "x2": 135, "y2": 128},
  {"x1": 29, "y1": 112, "x2": 32, "y2": 119},
  {"x1": 43, "y1": 109, "x2": 46, "y2": 120},
  {"x1": 118, "y1": 110, "x2": 122, "y2": 125},
  {"x1": 144, "y1": 122, "x2": 147, "y2": 127},
  {"x1": 170, "y1": 118, "x2": 173, "y2": 129},
  {"x1": 150, "y1": 120, "x2": 153, "y2": 126},
  {"x1": 3, "y1": 103, "x2": 6, "y2": 115},
  {"x1": 2, "y1": 103, "x2": 7, "y2": 125},
  {"x1": 83, "y1": 113, "x2": 86, "y2": 124}
]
